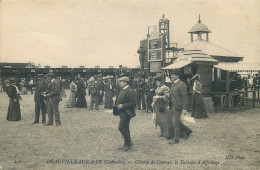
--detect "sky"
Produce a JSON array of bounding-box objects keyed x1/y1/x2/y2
[{"x1": 0, "y1": 0, "x2": 260, "y2": 68}]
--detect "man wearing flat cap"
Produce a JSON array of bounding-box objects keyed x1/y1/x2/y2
[
  {"x1": 169, "y1": 69, "x2": 192, "y2": 144},
  {"x1": 43, "y1": 73, "x2": 61, "y2": 127},
  {"x1": 116, "y1": 76, "x2": 136, "y2": 151}
]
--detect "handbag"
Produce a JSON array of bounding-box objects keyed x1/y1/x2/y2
[{"x1": 113, "y1": 106, "x2": 120, "y2": 116}]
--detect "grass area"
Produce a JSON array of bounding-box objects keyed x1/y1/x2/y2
[{"x1": 0, "y1": 91, "x2": 259, "y2": 170}]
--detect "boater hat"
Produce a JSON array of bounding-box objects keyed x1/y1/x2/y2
[{"x1": 107, "y1": 75, "x2": 113, "y2": 79}]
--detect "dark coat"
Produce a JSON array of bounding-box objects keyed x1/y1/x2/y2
[
  {"x1": 117, "y1": 86, "x2": 136, "y2": 118},
  {"x1": 34, "y1": 80, "x2": 48, "y2": 102},
  {"x1": 6, "y1": 85, "x2": 21, "y2": 121},
  {"x1": 170, "y1": 80, "x2": 188, "y2": 111},
  {"x1": 46, "y1": 80, "x2": 61, "y2": 103}
]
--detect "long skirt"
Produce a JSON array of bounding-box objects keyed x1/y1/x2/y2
[
  {"x1": 156, "y1": 111, "x2": 174, "y2": 138},
  {"x1": 156, "y1": 111, "x2": 192, "y2": 139},
  {"x1": 66, "y1": 91, "x2": 77, "y2": 108},
  {"x1": 104, "y1": 90, "x2": 114, "y2": 109},
  {"x1": 6, "y1": 99, "x2": 21, "y2": 121},
  {"x1": 192, "y1": 93, "x2": 208, "y2": 119},
  {"x1": 76, "y1": 90, "x2": 87, "y2": 108}
]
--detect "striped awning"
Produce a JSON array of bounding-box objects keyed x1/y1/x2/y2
[{"x1": 214, "y1": 62, "x2": 260, "y2": 72}]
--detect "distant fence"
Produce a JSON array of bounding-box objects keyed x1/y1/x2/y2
[{"x1": 204, "y1": 89, "x2": 260, "y2": 109}]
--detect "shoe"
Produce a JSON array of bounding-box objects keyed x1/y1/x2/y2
[
  {"x1": 31, "y1": 122, "x2": 39, "y2": 124},
  {"x1": 168, "y1": 140, "x2": 179, "y2": 145},
  {"x1": 45, "y1": 123, "x2": 53, "y2": 126},
  {"x1": 186, "y1": 131, "x2": 192, "y2": 139},
  {"x1": 42, "y1": 121, "x2": 46, "y2": 124},
  {"x1": 123, "y1": 145, "x2": 131, "y2": 151},
  {"x1": 159, "y1": 134, "x2": 164, "y2": 137},
  {"x1": 55, "y1": 124, "x2": 61, "y2": 127},
  {"x1": 117, "y1": 146, "x2": 125, "y2": 150}
]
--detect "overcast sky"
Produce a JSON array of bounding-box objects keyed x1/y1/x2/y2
[{"x1": 0, "y1": 0, "x2": 259, "y2": 68}]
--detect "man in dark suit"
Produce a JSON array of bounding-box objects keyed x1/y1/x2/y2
[
  {"x1": 116, "y1": 77, "x2": 136, "y2": 151},
  {"x1": 97, "y1": 74, "x2": 104, "y2": 105},
  {"x1": 32, "y1": 75, "x2": 48, "y2": 124},
  {"x1": 44, "y1": 73, "x2": 61, "y2": 127},
  {"x1": 169, "y1": 70, "x2": 192, "y2": 144},
  {"x1": 89, "y1": 75, "x2": 102, "y2": 110},
  {"x1": 145, "y1": 75, "x2": 156, "y2": 113}
]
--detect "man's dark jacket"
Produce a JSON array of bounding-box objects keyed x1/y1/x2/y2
[
  {"x1": 170, "y1": 80, "x2": 188, "y2": 111},
  {"x1": 117, "y1": 86, "x2": 136, "y2": 118}
]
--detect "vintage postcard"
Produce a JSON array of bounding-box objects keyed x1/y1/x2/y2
[{"x1": 0, "y1": 0, "x2": 259, "y2": 169}]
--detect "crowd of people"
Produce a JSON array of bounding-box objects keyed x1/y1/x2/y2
[{"x1": 2, "y1": 71, "x2": 212, "y2": 151}]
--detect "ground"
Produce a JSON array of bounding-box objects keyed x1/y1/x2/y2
[{"x1": 0, "y1": 90, "x2": 259, "y2": 170}]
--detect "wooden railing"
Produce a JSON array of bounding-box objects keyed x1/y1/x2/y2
[{"x1": 201, "y1": 90, "x2": 260, "y2": 109}]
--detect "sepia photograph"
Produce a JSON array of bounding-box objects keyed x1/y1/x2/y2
[{"x1": 0, "y1": 0, "x2": 260, "y2": 169}]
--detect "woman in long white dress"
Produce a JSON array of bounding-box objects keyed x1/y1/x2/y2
[
  {"x1": 19, "y1": 79, "x2": 28, "y2": 95},
  {"x1": 66, "y1": 80, "x2": 77, "y2": 108}
]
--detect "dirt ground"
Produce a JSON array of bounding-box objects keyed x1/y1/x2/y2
[{"x1": 0, "y1": 90, "x2": 259, "y2": 170}]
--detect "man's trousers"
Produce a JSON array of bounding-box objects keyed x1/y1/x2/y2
[{"x1": 118, "y1": 111, "x2": 132, "y2": 146}]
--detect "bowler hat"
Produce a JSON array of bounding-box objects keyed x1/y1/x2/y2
[
  {"x1": 46, "y1": 73, "x2": 55, "y2": 78},
  {"x1": 118, "y1": 76, "x2": 129, "y2": 82}
]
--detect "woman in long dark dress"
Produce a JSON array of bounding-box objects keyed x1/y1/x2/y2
[
  {"x1": 152, "y1": 74, "x2": 172, "y2": 138},
  {"x1": 191, "y1": 74, "x2": 208, "y2": 119},
  {"x1": 186, "y1": 78, "x2": 193, "y2": 112},
  {"x1": 152, "y1": 74, "x2": 193, "y2": 139},
  {"x1": 76, "y1": 78, "x2": 87, "y2": 108},
  {"x1": 6, "y1": 78, "x2": 22, "y2": 121},
  {"x1": 104, "y1": 76, "x2": 115, "y2": 109}
]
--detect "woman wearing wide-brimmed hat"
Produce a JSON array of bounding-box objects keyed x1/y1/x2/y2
[
  {"x1": 191, "y1": 74, "x2": 208, "y2": 119},
  {"x1": 152, "y1": 73, "x2": 173, "y2": 138},
  {"x1": 6, "y1": 78, "x2": 22, "y2": 121}
]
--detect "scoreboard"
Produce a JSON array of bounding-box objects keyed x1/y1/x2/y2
[{"x1": 148, "y1": 36, "x2": 166, "y2": 72}]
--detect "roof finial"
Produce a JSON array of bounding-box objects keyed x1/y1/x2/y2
[{"x1": 198, "y1": 14, "x2": 201, "y2": 23}]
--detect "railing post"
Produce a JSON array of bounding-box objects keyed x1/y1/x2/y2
[
  {"x1": 253, "y1": 90, "x2": 256, "y2": 108},
  {"x1": 257, "y1": 87, "x2": 259, "y2": 101},
  {"x1": 226, "y1": 93, "x2": 230, "y2": 109}
]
